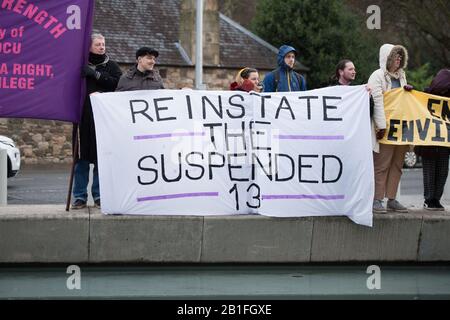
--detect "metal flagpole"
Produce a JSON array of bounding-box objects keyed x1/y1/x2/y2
[{"x1": 195, "y1": 0, "x2": 204, "y2": 90}]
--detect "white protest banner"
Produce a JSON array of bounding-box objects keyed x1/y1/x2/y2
[{"x1": 91, "y1": 86, "x2": 373, "y2": 226}]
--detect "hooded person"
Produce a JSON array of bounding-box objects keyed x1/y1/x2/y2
[
  {"x1": 368, "y1": 44, "x2": 412, "y2": 214},
  {"x1": 262, "y1": 45, "x2": 307, "y2": 92}
]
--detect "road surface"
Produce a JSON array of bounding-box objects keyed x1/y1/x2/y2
[{"x1": 5, "y1": 164, "x2": 450, "y2": 207}]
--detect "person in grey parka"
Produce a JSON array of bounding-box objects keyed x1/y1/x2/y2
[{"x1": 116, "y1": 47, "x2": 164, "y2": 91}]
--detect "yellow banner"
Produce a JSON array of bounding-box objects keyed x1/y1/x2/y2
[{"x1": 380, "y1": 88, "x2": 450, "y2": 147}]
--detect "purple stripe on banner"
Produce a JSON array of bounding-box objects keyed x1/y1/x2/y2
[
  {"x1": 134, "y1": 132, "x2": 205, "y2": 140},
  {"x1": 262, "y1": 194, "x2": 345, "y2": 200},
  {"x1": 137, "y1": 192, "x2": 219, "y2": 202},
  {"x1": 275, "y1": 135, "x2": 344, "y2": 140}
]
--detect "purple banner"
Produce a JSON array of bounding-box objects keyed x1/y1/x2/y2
[{"x1": 0, "y1": 0, "x2": 94, "y2": 123}]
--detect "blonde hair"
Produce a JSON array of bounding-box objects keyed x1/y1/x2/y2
[{"x1": 235, "y1": 67, "x2": 258, "y2": 85}]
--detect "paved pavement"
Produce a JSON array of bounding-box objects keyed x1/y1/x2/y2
[
  {"x1": 398, "y1": 168, "x2": 450, "y2": 209},
  {"x1": 6, "y1": 163, "x2": 96, "y2": 206},
  {"x1": 6, "y1": 164, "x2": 71, "y2": 205},
  {"x1": 4, "y1": 164, "x2": 450, "y2": 207}
]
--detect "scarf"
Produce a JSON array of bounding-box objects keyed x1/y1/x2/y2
[{"x1": 89, "y1": 52, "x2": 107, "y2": 66}]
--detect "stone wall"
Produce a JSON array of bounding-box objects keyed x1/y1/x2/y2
[
  {"x1": 2, "y1": 206, "x2": 450, "y2": 263},
  {"x1": 0, "y1": 65, "x2": 269, "y2": 164},
  {"x1": 180, "y1": 0, "x2": 220, "y2": 66},
  {"x1": 0, "y1": 118, "x2": 73, "y2": 165},
  {"x1": 160, "y1": 65, "x2": 268, "y2": 90}
]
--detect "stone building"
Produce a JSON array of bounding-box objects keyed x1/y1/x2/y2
[{"x1": 0, "y1": 0, "x2": 308, "y2": 164}]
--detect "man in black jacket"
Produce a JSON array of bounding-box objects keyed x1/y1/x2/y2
[
  {"x1": 330, "y1": 59, "x2": 374, "y2": 118},
  {"x1": 72, "y1": 33, "x2": 122, "y2": 209}
]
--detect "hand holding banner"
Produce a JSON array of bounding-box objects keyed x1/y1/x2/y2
[
  {"x1": 380, "y1": 89, "x2": 450, "y2": 147},
  {"x1": 91, "y1": 86, "x2": 374, "y2": 226}
]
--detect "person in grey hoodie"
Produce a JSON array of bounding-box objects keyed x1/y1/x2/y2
[
  {"x1": 116, "y1": 47, "x2": 164, "y2": 91},
  {"x1": 368, "y1": 44, "x2": 413, "y2": 213}
]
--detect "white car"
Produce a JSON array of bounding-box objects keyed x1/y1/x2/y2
[{"x1": 0, "y1": 135, "x2": 21, "y2": 178}]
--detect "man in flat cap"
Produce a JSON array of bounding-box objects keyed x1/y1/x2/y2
[{"x1": 116, "y1": 47, "x2": 165, "y2": 91}]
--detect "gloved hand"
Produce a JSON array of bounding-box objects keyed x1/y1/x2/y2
[
  {"x1": 376, "y1": 129, "x2": 386, "y2": 140},
  {"x1": 81, "y1": 65, "x2": 100, "y2": 79},
  {"x1": 403, "y1": 84, "x2": 414, "y2": 91}
]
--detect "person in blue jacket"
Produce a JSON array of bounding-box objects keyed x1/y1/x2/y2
[{"x1": 262, "y1": 45, "x2": 307, "y2": 92}]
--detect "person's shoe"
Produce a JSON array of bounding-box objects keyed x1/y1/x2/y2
[
  {"x1": 94, "y1": 199, "x2": 101, "y2": 209},
  {"x1": 424, "y1": 199, "x2": 438, "y2": 211},
  {"x1": 373, "y1": 199, "x2": 387, "y2": 213},
  {"x1": 424, "y1": 199, "x2": 445, "y2": 211},
  {"x1": 387, "y1": 199, "x2": 408, "y2": 213},
  {"x1": 434, "y1": 200, "x2": 445, "y2": 211},
  {"x1": 71, "y1": 199, "x2": 87, "y2": 209}
]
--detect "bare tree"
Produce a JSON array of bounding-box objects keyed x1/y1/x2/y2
[{"x1": 345, "y1": 0, "x2": 449, "y2": 68}]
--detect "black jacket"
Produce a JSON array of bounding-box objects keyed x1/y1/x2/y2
[
  {"x1": 74, "y1": 55, "x2": 122, "y2": 163},
  {"x1": 414, "y1": 69, "x2": 450, "y2": 158},
  {"x1": 329, "y1": 79, "x2": 374, "y2": 118}
]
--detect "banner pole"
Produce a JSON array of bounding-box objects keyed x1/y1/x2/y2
[{"x1": 66, "y1": 124, "x2": 78, "y2": 211}]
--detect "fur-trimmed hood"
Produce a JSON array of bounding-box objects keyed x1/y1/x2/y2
[
  {"x1": 368, "y1": 44, "x2": 409, "y2": 153},
  {"x1": 379, "y1": 44, "x2": 408, "y2": 73}
]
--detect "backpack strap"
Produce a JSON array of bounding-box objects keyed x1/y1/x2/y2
[
  {"x1": 273, "y1": 67, "x2": 280, "y2": 92},
  {"x1": 273, "y1": 67, "x2": 304, "y2": 91},
  {"x1": 293, "y1": 71, "x2": 303, "y2": 90}
]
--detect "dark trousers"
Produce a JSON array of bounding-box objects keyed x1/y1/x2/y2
[{"x1": 422, "y1": 152, "x2": 449, "y2": 201}]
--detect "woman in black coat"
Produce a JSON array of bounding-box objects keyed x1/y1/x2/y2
[
  {"x1": 415, "y1": 69, "x2": 450, "y2": 211},
  {"x1": 72, "y1": 33, "x2": 122, "y2": 209}
]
